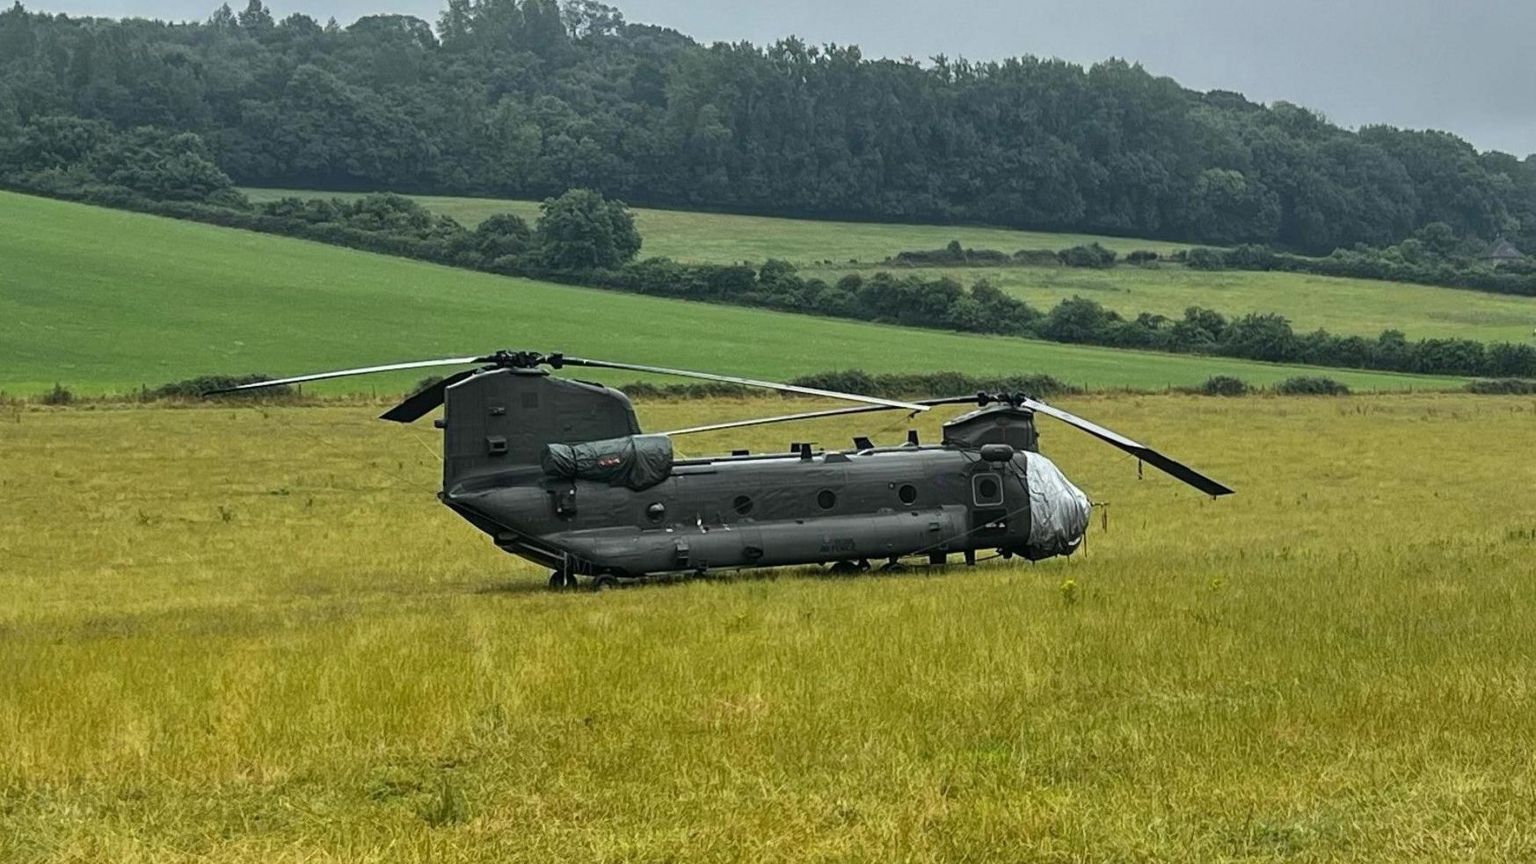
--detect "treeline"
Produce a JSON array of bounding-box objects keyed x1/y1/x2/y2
[
  {"x1": 1183, "y1": 239, "x2": 1536, "y2": 297},
  {"x1": 1, "y1": 0, "x2": 1533, "y2": 253},
  {"x1": 893, "y1": 229, "x2": 1536, "y2": 297},
  {"x1": 891, "y1": 240, "x2": 1127, "y2": 269}
]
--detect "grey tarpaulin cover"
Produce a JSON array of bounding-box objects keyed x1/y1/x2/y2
[
  {"x1": 1023, "y1": 452, "x2": 1091, "y2": 558},
  {"x1": 542, "y1": 434, "x2": 674, "y2": 490}
]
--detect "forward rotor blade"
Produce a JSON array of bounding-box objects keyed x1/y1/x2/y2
[
  {"x1": 1018, "y1": 397, "x2": 1234, "y2": 496},
  {"x1": 661, "y1": 394, "x2": 982, "y2": 437},
  {"x1": 557, "y1": 356, "x2": 930, "y2": 413},
  {"x1": 202, "y1": 356, "x2": 483, "y2": 395},
  {"x1": 380, "y1": 369, "x2": 480, "y2": 423}
]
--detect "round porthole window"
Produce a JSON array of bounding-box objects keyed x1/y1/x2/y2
[
  {"x1": 645, "y1": 502, "x2": 666, "y2": 523},
  {"x1": 977, "y1": 477, "x2": 1000, "y2": 500},
  {"x1": 898, "y1": 484, "x2": 918, "y2": 504},
  {"x1": 817, "y1": 489, "x2": 837, "y2": 510},
  {"x1": 733, "y1": 495, "x2": 754, "y2": 516}
]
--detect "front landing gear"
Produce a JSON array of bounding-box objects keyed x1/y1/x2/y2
[{"x1": 548, "y1": 570, "x2": 579, "y2": 591}]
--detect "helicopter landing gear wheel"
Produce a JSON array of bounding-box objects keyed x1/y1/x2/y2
[
  {"x1": 828, "y1": 560, "x2": 862, "y2": 576},
  {"x1": 549, "y1": 570, "x2": 580, "y2": 591},
  {"x1": 881, "y1": 558, "x2": 907, "y2": 573},
  {"x1": 592, "y1": 574, "x2": 619, "y2": 592}
]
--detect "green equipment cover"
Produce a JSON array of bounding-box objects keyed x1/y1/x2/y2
[{"x1": 541, "y1": 434, "x2": 674, "y2": 490}]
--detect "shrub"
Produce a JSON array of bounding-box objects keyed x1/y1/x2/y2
[
  {"x1": 1057, "y1": 243, "x2": 1117, "y2": 268},
  {"x1": 40, "y1": 383, "x2": 73, "y2": 405},
  {"x1": 1012, "y1": 249, "x2": 1062, "y2": 266},
  {"x1": 1126, "y1": 250, "x2": 1160, "y2": 265},
  {"x1": 1273, "y1": 376, "x2": 1350, "y2": 396},
  {"x1": 1185, "y1": 247, "x2": 1227, "y2": 270},
  {"x1": 1199, "y1": 375, "x2": 1250, "y2": 396},
  {"x1": 1464, "y1": 378, "x2": 1536, "y2": 395},
  {"x1": 148, "y1": 375, "x2": 294, "y2": 399}
]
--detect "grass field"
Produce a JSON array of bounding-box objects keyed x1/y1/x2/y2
[
  {"x1": 242, "y1": 187, "x2": 1194, "y2": 260},
  {"x1": 0, "y1": 191, "x2": 1461, "y2": 396},
  {"x1": 241, "y1": 188, "x2": 1536, "y2": 345},
  {"x1": 808, "y1": 263, "x2": 1536, "y2": 345},
  {"x1": 4, "y1": 393, "x2": 1536, "y2": 861}
]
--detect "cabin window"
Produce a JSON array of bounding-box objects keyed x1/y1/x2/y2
[
  {"x1": 817, "y1": 489, "x2": 837, "y2": 510},
  {"x1": 972, "y1": 474, "x2": 1003, "y2": 507},
  {"x1": 898, "y1": 484, "x2": 918, "y2": 505},
  {"x1": 733, "y1": 495, "x2": 754, "y2": 516},
  {"x1": 646, "y1": 502, "x2": 666, "y2": 523}
]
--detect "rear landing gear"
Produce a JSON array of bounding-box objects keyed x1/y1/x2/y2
[
  {"x1": 828, "y1": 560, "x2": 870, "y2": 575},
  {"x1": 548, "y1": 570, "x2": 579, "y2": 591},
  {"x1": 592, "y1": 574, "x2": 619, "y2": 592}
]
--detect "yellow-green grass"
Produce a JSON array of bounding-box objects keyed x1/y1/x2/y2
[
  {"x1": 4, "y1": 394, "x2": 1536, "y2": 861},
  {"x1": 241, "y1": 187, "x2": 1194, "y2": 260},
  {"x1": 0, "y1": 191, "x2": 1458, "y2": 396},
  {"x1": 243, "y1": 187, "x2": 1536, "y2": 346}
]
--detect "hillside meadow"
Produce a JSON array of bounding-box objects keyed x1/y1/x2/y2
[
  {"x1": 3, "y1": 392, "x2": 1535, "y2": 861},
  {"x1": 0, "y1": 191, "x2": 1459, "y2": 396},
  {"x1": 241, "y1": 188, "x2": 1536, "y2": 346},
  {"x1": 241, "y1": 187, "x2": 1194, "y2": 261}
]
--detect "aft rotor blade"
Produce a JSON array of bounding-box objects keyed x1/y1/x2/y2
[
  {"x1": 380, "y1": 369, "x2": 480, "y2": 423},
  {"x1": 202, "y1": 356, "x2": 484, "y2": 394},
  {"x1": 1018, "y1": 397, "x2": 1235, "y2": 496},
  {"x1": 661, "y1": 394, "x2": 983, "y2": 437},
  {"x1": 557, "y1": 356, "x2": 930, "y2": 413}
]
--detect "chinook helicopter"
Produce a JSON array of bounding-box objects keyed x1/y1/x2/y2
[{"x1": 212, "y1": 350, "x2": 1232, "y2": 589}]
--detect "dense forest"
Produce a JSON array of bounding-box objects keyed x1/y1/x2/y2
[{"x1": 1, "y1": 0, "x2": 1533, "y2": 253}]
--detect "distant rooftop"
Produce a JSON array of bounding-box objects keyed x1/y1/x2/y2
[{"x1": 1486, "y1": 238, "x2": 1525, "y2": 260}]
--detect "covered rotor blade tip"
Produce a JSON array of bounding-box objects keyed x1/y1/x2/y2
[
  {"x1": 557, "y1": 356, "x2": 930, "y2": 412},
  {"x1": 1019, "y1": 396, "x2": 1235, "y2": 497},
  {"x1": 201, "y1": 356, "x2": 484, "y2": 395}
]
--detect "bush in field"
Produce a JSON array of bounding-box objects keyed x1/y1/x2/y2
[
  {"x1": 1464, "y1": 378, "x2": 1536, "y2": 395},
  {"x1": 1199, "y1": 375, "x2": 1251, "y2": 396},
  {"x1": 1058, "y1": 243, "x2": 1117, "y2": 268},
  {"x1": 40, "y1": 383, "x2": 73, "y2": 405},
  {"x1": 149, "y1": 375, "x2": 293, "y2": 399},
  {"x1": 1273, "y1": 376, "x2": 1351, "y2": 396}
]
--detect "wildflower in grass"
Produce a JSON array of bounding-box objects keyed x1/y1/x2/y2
[{"x1": 1059, "y1": 578, "x2": 1080, "y2": 607}]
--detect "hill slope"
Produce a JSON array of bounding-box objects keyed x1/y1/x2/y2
[
  {"x1": 0, "y1": 192, "x2": 1461, "y2": 395},
  {"x1": 245, "y1": 188, "x2": 1536, "y2": 345}
]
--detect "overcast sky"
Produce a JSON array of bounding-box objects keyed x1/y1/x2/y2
[{"x1": 31, "y1": 0, "x2": 1536, "y2": 156}]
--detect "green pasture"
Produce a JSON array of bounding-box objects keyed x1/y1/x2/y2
[
  {"x1": 243, "y1": 187, "x2": 1536, "y2": 346},
  {"x1": 0, "y1": 191, "x2": 1457, "y2": 395},
  {"x1": 241, "y1": 187, "x2": 1194, "y2": 261},
  {"x1": 809, "y1": 262, "x2": 1536, "y2": 344}
]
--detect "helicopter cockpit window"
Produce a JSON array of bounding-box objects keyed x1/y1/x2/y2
[{"x1": 972, "y1": 474, "x2": 1003, "y2": 507}]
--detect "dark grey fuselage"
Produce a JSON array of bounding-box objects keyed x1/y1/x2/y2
[{"x1": 436, "y1": 368, "x2": 1087, "y2": 578}]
